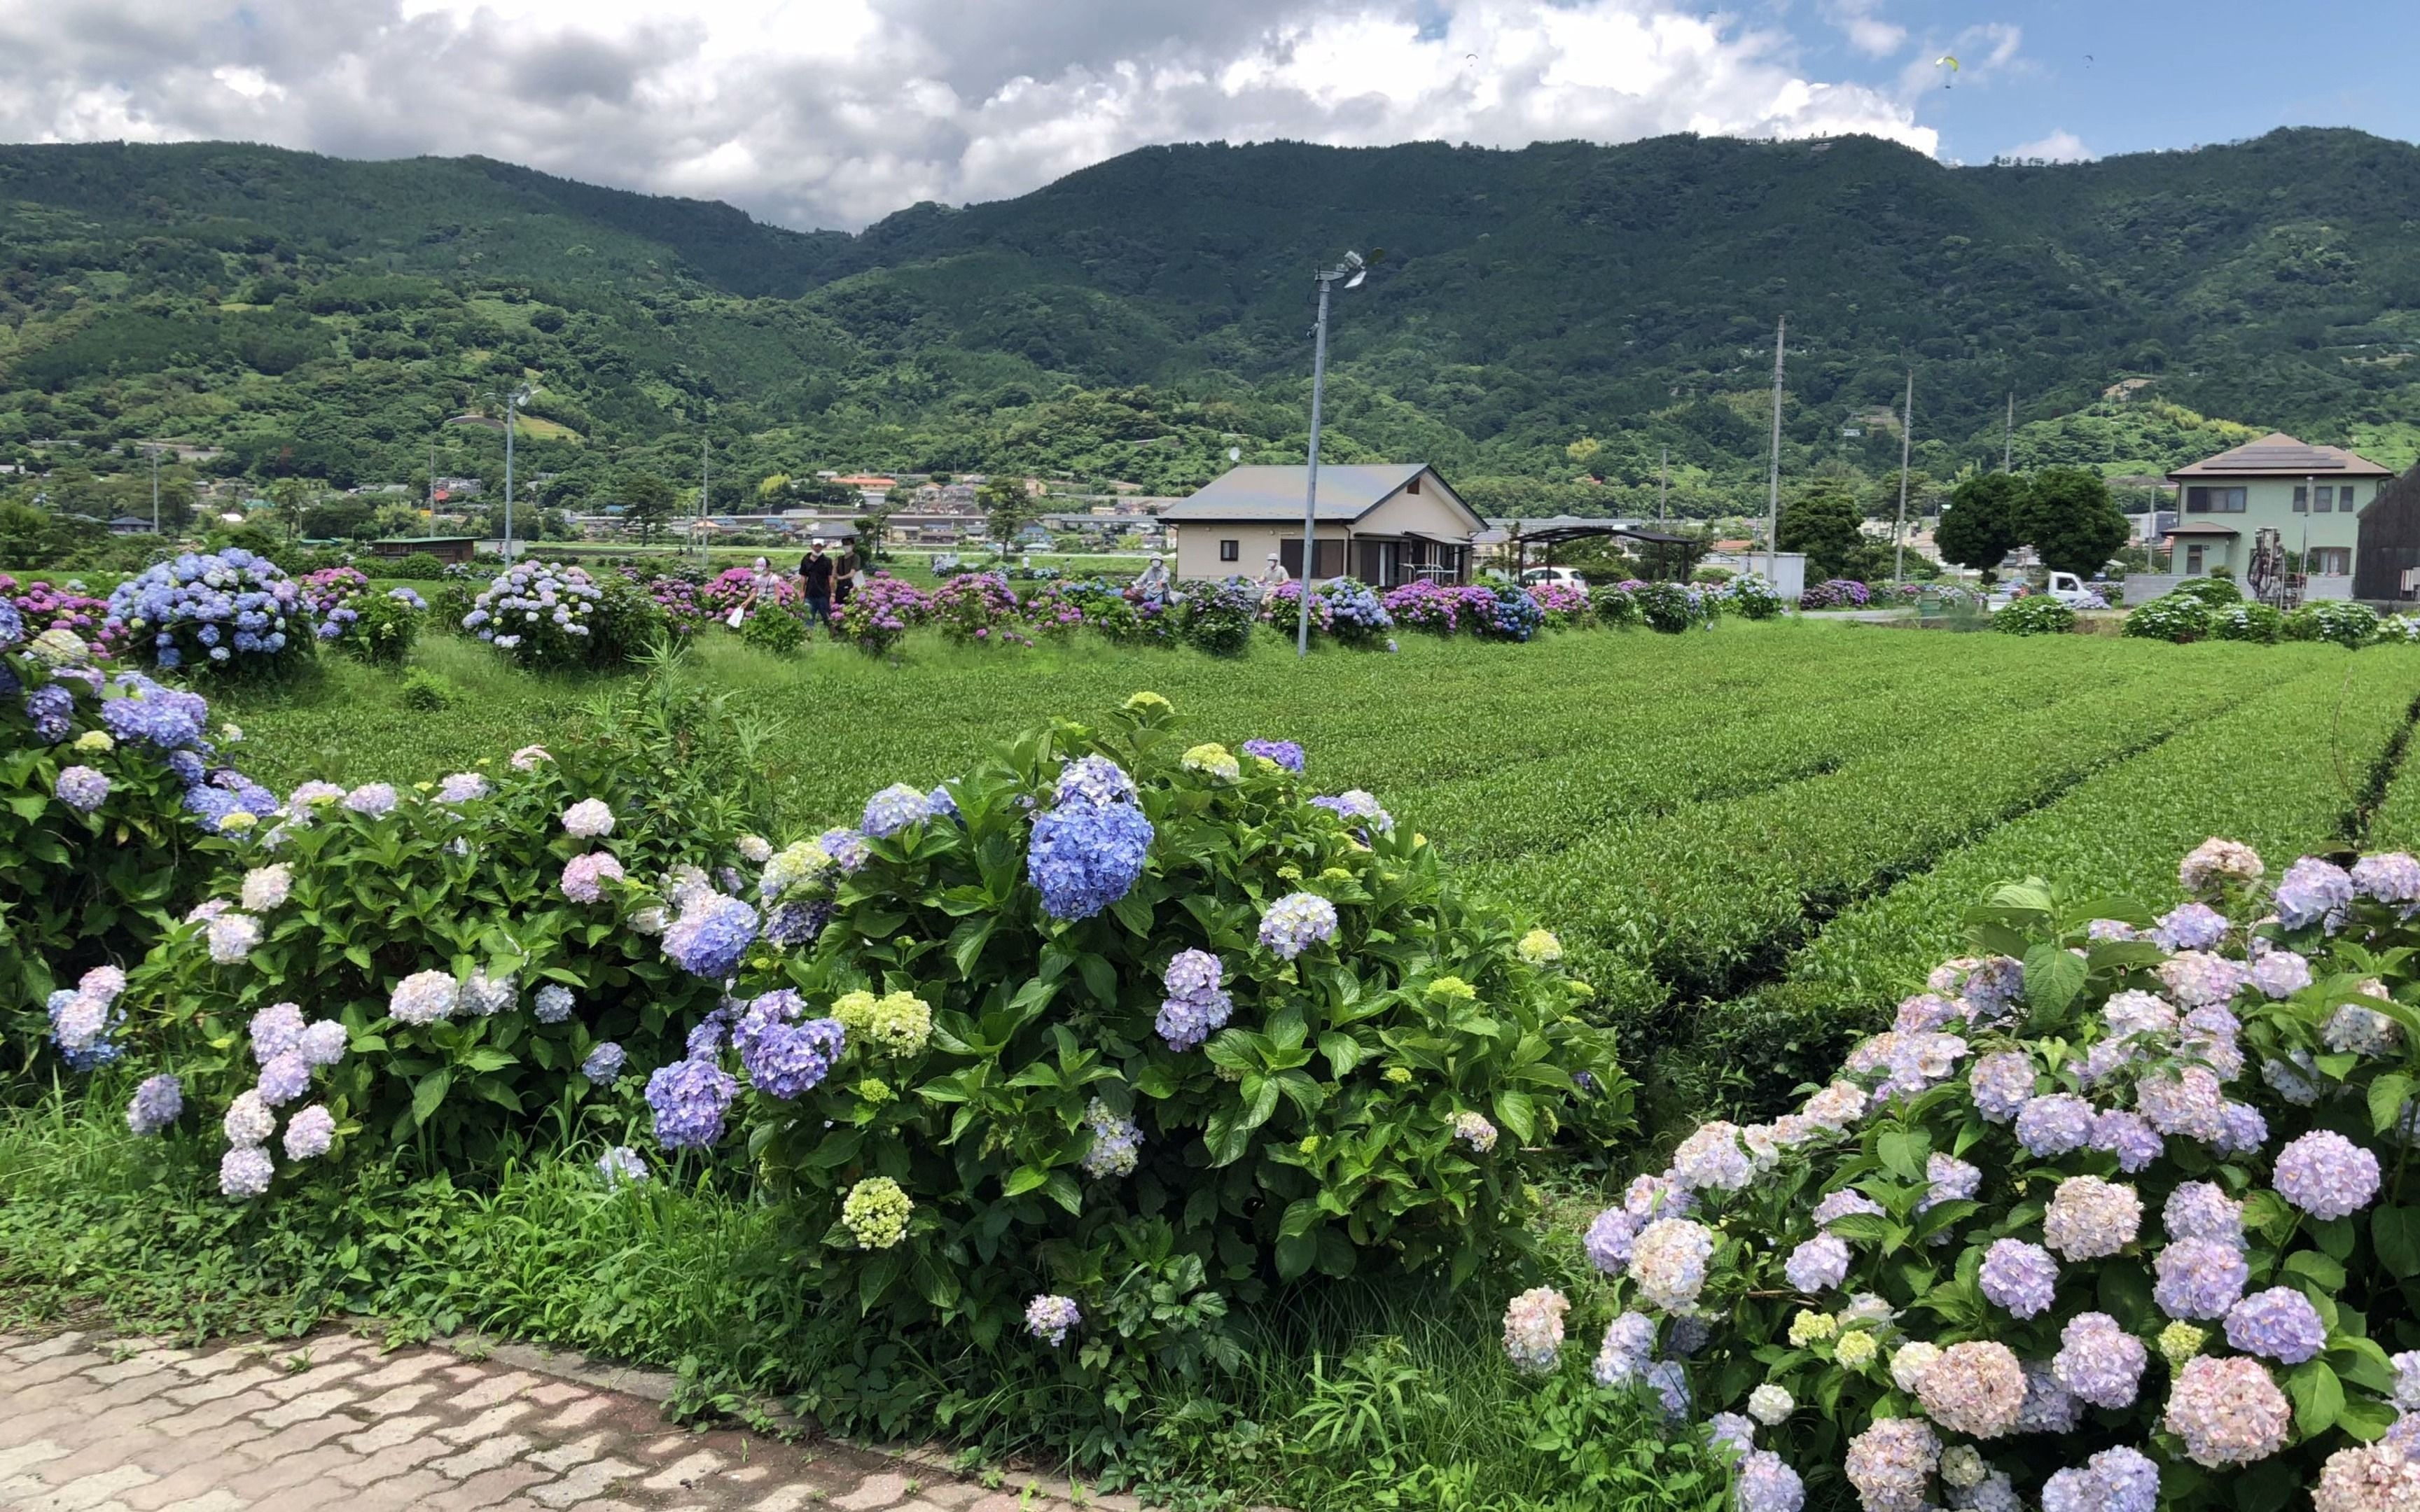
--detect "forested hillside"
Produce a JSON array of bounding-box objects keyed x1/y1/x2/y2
[{"x1": 5, "y1": 126, "x2": 2419, "y2": 517}]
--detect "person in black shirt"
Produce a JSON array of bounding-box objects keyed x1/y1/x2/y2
[
  {"x1": 800, "y1": 541, "x2": 835, "y2": 625},
  {"x1": 833, "y1": 543, "x2": 860, "y2": 609}
]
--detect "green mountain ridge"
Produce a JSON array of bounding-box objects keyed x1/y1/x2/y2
[{"x1": 3, "y1": 127, "x2": 2418, "y2": 516}]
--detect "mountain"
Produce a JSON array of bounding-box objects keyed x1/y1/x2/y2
[{"x1": 4, "y1": 127, "x2": 2419, "y2": 517}]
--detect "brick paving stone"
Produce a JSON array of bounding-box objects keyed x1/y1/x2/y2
[
  {"x1": 0, "y1": 1441, "x2": 72, "y2": 1478},
  {"x1": 435, "y1": 1461, "x2": 553, "y2": 1510},
  {"x1": 522, "y1": 1380, "x2": 585, "y2": 1407},
  {"x1": 250, "y1": 1384, "x2": 360, "y2": 1429},
  {"x1": 344, "y1": 1412, "x2": 438, "y2": 1455},
  {"x1": 538, "y1": 1395, "x2": 611, "y2": 1432},
  {"x1": 354, "y1": 1381, "x2": 438, "y2": 1417},
  {"x1": 429, "y1": 1432, "x2": 532, "y2": 1479},
  {"x1": 330, "y1": 1436, "x2": 450, "y2": 1488},
  {"x1": 643, "y1": 1448, "x2": 730, "y2": 1491},
  {"x1": 434, "y1": 1401, "x2": 536, "y2": 1445},
  {"x1": 529, "y1": 1454, "x2": 641, "y2": 1507},
  {"x1": 153, "y1": 1492, "x2": 246, "y2": 1512},
  {"x1": 8, "y1": 1333, "x2": 90, "y2": 1362},
  {"x1": 744, "y1": 1489, "x2": 819, "y2": 1512},
  {"x1": 253, "y1": 1358, "x2": 366, "y2": 1399},
  {"x1": 161, "y1": 1366, "x2": 280, "y2": 1406},
  {"x1": 18, "y1": 1463, "x2": 160, "y2": 1510},
  {"x1": 452, "y1": 1369, "x2": 541, "y2": 1410},
  {"x1": 353, "y1": 1351, "x2": 448, "y2": 1391},
  {"x1": 527, "y1": 1432, "x2": 607, "y2": 1474},
  {"x1": 833, "y1": 1471, "x2": 910, "y2": 1510}
]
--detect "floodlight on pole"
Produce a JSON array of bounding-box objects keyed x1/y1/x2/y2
[
  {"x1": 1295, "y1": 248, "x2": 1382, "y2": 658},
  {"x1": 482, "y1": 384, "x2": 534, "y2": 561}
]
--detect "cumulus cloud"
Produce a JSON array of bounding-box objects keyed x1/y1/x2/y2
[
  {"x1": 2005, "y1": 129, "x2": 2092, "y2": 162},
  {"x1": 0, "y1": 0, "x2": 1944, "y2": 229}
]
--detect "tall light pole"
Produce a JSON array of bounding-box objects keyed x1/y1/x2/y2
[
  {"x1": 1295, "y1": 249, "x2": 1375, "y2": 657},
  {"x1": 1764, "y1": 314, "x2": 1786, "y2": 581},
  {"x1": 484, "y1": 385, "x2": 532, "y2": 561},
  {"x1": 1893, "y1": 370, "x2": 1914, "y2": 587},
  {"x1": 148, "y1": 443, "x2": 160, "y2": 536}
]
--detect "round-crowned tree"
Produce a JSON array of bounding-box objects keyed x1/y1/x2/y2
[
  {"x1": 2018, "y1": 466, "x2": 2131, "y2": 579},
  {"x1": 1938, "y1": 472, "x2": 2026, "y2": 586}
]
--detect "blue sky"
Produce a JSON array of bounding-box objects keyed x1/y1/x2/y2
[{"x1": 1786, "y1": 0, "x2": 2420, "y2": 164}]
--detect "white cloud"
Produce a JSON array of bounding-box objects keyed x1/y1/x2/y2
[
  {"x1": 1822, "y1": 0, "x2": 1905, "y2": 58},
  {"x1": 2005, "y1": 128, "x2": 2092, "y2": 162},
  {"x1": 0, "y1": 0, "x2": 1942, "y2": 230}
]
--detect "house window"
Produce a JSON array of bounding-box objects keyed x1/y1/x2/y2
[
  {"x1": 2294, "y1": 486, "x2": 2309, "y2": 513},
  {"x1": 1218, "y1": 539, "x2": 1239, "y2": 562},
  {"x1": 2185, "y1": 544, "x2": 2206, "y2": 574},
  {"x1": 2311, "y1": 547, "x2": 2351, "y2": 576},
  {"x1": 2185, "y1": 486, "x2": 2246, "y2": 514},
  {"x1": 1405, "y1": 477, "x2": 1421, "y2": 494},
  {"x1": 2314, "y1": 486, "x2": 2335, "y2": 514}
]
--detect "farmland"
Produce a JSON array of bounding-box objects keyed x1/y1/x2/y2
[{"x1": 214, "y1": 618, "x2": 2420, "y2": 1109}]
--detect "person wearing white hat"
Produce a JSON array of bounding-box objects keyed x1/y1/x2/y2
[
  {"x1": 1258, "y1": 552, "x2": 1292, "y2": 604},
  {"x1": 1132, "y1": 553, "x2": 1169, "y2": 606}
]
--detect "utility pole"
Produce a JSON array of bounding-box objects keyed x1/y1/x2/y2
[
  {"x1": 1295, "y1": 250, "x2": 1371, "y2": 657},
  {"x1": 698, "y1": 424, "x2": 711, "y2": 561},
  {"x1": 1893, "y1": 370, "x2": 1914, "y2": 587},
  {"x1": 2003, "y1": 392, "x2": 2015, "y2": 472},
  {"x1": 148, "y1": 444, "x2": 160, "y2": 536},
  {"x1": 1659, "y1": 444, "x2": 1669, "y2": 526},
  {"x1": 1764, "y1": 314, "x2": 1786, "y2": 580}
]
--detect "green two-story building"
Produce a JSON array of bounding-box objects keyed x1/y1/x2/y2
[{"x1": 2162, "y1": 433, "x2": 2394, "y2": 581}]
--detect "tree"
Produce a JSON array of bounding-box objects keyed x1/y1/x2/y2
[
  {"x1": 266, "y1": 477, "x2": 314, "y2": 543},
  {"x1": 2017, "y1": 466, "x2": 2130, "y2": 578},
  {"x1": 618, "y1": 470, "x2": 676, "y2": 545},
  {"x1": 980, "y1": 476, "x2": 1038, "y2": 553},
  {"x1": 1776, "y1": 479, "x2": 1863, "y2": 582},
  {"x1": 1937, "y1": 472, "x2": 2026, "y2": 584}
]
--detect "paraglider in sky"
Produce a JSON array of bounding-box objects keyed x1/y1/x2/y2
[{"x1": 1935, "y1": 54, "x2": 1959, "y2": 88}]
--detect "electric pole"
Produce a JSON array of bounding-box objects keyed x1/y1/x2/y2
[
  {"x1": 1659, "y1": 444, "x2": 1669, "y2": 526},
  {"x1": 2004, "y1": 392, "x2": 2015, "y2": 472},
  {"x1": 1893, "y1": 370, "x2": 1914, "y2": 588},
  {"x1": 1765, "y1": 315, "x2": 1786, "y2": 580},
  {"x1": 148, "y1": 444, "x2": 160, "y2": 536}
]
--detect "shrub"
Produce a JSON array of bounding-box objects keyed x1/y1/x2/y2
[
  {"x1": 303, "y1": 568, "x2": 421, "y2": 665},
  {"x1": 1799, "y1": 580, "x2": 1872, "y2": 610},
  {"x1": 2124, "y1": 594, "x2": 2215, "y2": 643},
  {"x1": 2214, "y1": 602, "x2": 2286, "y2": 643},
  {"x1": 462, "y1": 561, "x2": 606, "y2": 666},
  {"x1": 104, "y1": 550, "x2": 312, "y2": 677},
  {"x1": 1693, "y1": 566, "x2": 1737, "y2": 585},
  {"x1": 931, "y1": 572, "x2": 1029, "y2": 645},
  {"x1": 1634, "y1": 581, "x2": 1711, "y2": 635},
  {"x1": 1, "y1": 629, "x2": 214, "y2": 1068},
  {"x1": 639, "y1": 575, "x2": 707, "y2": 637},
  {"x1": 1723, "y1": 575, "x2": 1786, "y2": 621},
  {"x1": 1592, "y1": 584, "x2": 1641, "y2": 629},
  {"x1": 833, "y1": 576, "x2": 928, "y2": 654},
  {"x1": 1527, "y1": 843, "x2": 2420, "y2": 1512},
  {"x1": 737, "y1": 605, "x2": 809, "y2": 654},
  {"x1": 391, "y1": 552, "x2": 448, "y2": 581},
  {"x1": 1178, "y1": 578, "x2": 1261, "y2": 656},
  {"x1": 2284, "y1": 600, "x2": 2379, "y2": 649},
  {"x1": 3, "y1": 574, "x2": 119, "y2": 657},
  {"x1": 1528, "y1": 581, "x2": 1591, "y2": 629},
  {"x1": 1383, "y1": 580, "x2": 1466, "y2": 634},
  {"x1": 2171, "y1": 578, "x2": 2244, "y2": 607},
  {"x1": 2376, "y1": 615, "x2": 2420, "y2": 645},
  {"x1": 398, "y1": 668, "x2": 456, "y2": 712},
  {"x1": 1991, "y1": 596, "x2": 2077, "y2": 636},
  {"x1": 674, "y1": 694, "x2": 1627, "y2": 1413},
  {"x1": 109, "y1": 662, "x2": 767, "y2": 1183},
  {"x1": 1318, "y1": 578, "x2": 1396, "y2": 645},
  {"x1": 1261, "y1": 580, "x2": 1335, "y2": 639},
  {"x1": 1473, "y1": 585, "x2": 1546, "y2": 642},
  {"x1": 1017, "y1": 582, "x2": 1088, "y2": 640}
]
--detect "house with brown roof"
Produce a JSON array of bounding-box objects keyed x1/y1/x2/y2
[
  {"x1": 1157, "y1": 464, "x2": 1484, "y2": 585},
  {"x1": 2162, "y1": 433, "x2": 2393, "y2": 580}
]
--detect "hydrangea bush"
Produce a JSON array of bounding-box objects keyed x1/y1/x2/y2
[
  {"x1": 104, "y1": 549, "x2": 310, "y2": 676},
  {"x1": 702, "y1": 567, "x2": 801, "y2": 622},
  {"x1": 463, "y1": 561, "x2": 604, "y2": 666},
  {"x1": 833, "y1": 576, "x2": 929, "y2": 654},
  {"x1": 3, "y1": 575, "x2": 120, "y2": 657},
  {"x1": 1993, "y1": 596, "x2": 2077, "y2": 637},
  {"x1": 931, "y1": 572, "x2": 1033, "y2": 646},
  {"x1": 2287, "y1": 601, "x2": 2381, "y2": 649},
  {"x1": 1517, "y1": 839, "x2": 2420, "y2": 1512},
  {"x1": 1634, "y1": 582, "x2": 1714, "y2": 635},
  {"x1": 2127, "y1": 594, "x2": 2216, "y2": 643},
  {"x1": 1723, "y1": 575, "x2": 1786, "y2": 622},
  {"x1": 303, "y1": 568, "x2": 424, "y2": 665},
  {"x1": 660, "y1": 694, "x2": 1628, "y2": 1406},
  {"x1": 1178, "y1": 579, "x2": 1263, "y2": 655},
  {"x1": 1528, "y1": 581, "x2": 1591, "y2": 629},
  {"x1": 104, "y1": 666, "x2": 770, "y2": 1182}
]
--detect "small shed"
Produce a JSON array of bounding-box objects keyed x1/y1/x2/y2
[
  {"x1": 2356, "y1": 463, "x2": 2420, "y2": 602},
  {"x1": 371, "y1": 536, "x2": 479, "y2": 566},
  {"x1": 107, "y1": 515, "x2": 155, "y2": 536},
  {"x1": 1158, "y1": 464, "x2": 1484, "y2": 585}
]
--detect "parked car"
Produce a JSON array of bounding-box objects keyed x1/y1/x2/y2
[{"x1": 1520, "y1": 566, "x2": 1586, "y2": 589}]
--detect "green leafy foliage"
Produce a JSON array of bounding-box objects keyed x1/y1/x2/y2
[
  {"x1": 2125, "y1": 594, "x2": 2216, "y2": 643},
  {"x1": 1936, "y1": 472, "x2": 2026, "y2": 581},
  {"x1": 1991, "y1": 596, "x2": 2076, "y2": 636},
  {"x1": 2286, "y1": 601, "x2": 2381, "y2": 648},
  {"x1": 2013, "y1": 465, "x2": 2131, "y2": 577}
]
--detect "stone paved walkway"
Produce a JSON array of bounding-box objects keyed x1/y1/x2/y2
[{"x1": 0, "y1": 1328, "x2": 1129, "y2": 1512}]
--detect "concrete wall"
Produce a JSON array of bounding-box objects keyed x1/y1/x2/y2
[{"x1": 2124, "y1": 573, "x2": 2352, "y2": 604}]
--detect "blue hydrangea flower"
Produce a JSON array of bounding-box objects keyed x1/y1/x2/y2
[
  {"x1": 581, "y1": 1041, "x2": 627, "y2": 1083},
  {"x1": 861, "y1": 783, "x2": 930, "y2": 838},
  {"x1": 764, "y1": 899, "x2": 833, "y2": 948},
  {"x1": 25, "y1": 685, "x2": 74, "y2": 743},
  {"x1": 1025, "y1": 1294, "x2": 1083, "y2": 1347},
  {"x1": 2275, "y1": 856, "x2": 2355, "y2": 931},
  {"x1": 2015, "y1": 1093, "x2": 2096, "y2": 1156},
  {"x1": 534, "y1": 984, "x2": 575, "y2": 1023},
  {"x1": 2224, "y1": 1287, "x2": 2325, "y2": 1363},
  {"x1": 819, "y1": 827, "x2": 871, "y2": 873},
  {"x1": 925, "y1": 785, "x2": 960, "y2": 822},
  {"x1": 1311, "y1": 790, "x2": 1393, "y2": 838},
  {"x1": 2153, "y1": 902, "x2": 2230, "y2": 951},
  {"x1": 1080, "y1": 1098, "x2": 1143, "y2": 1178},
  {"x1": 256, "y1": 1051, "x2": 312, "y2": 1107},
  {"x1": 2154, "y1": 1236, "x2": 2249, "y2": 1319},
  {"x1": 598, "y1": 1146, "x2": 650, "y2": 1186},
  {"x1": 662, "y1": 893, "x2": 760, "y2": 979},
  {"x1": 734, "y1": 992, "x2": 848, "y2": 1099},
  {"x1": 54, "y1": 765, "x2": 110, "y2": 813},
  {"x1": 1979, "y1": 1238, "x2": 2059, "y2": 1317},
  {"x1": 1028, "y1": 801, "x2": 1153, "y2": 920},
  {"x1": 645, "y1": 1057, "x2": 738, "y2": 1149},
  {"x1": 1583, "y1": 1207, "x2": 1639, "y2": 1273}
]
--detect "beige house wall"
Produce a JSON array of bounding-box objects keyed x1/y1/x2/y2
[{"x1": 1170, "y1": 522, "x2": 1351, "y2": 582}]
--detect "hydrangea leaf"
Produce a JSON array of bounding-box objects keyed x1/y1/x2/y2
[{"x1": 2286, "y1": 1358, "x2": 2344, "y2": 1436}]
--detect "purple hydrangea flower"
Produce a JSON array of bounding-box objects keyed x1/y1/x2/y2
[
  {"x1": 1979, "y1": 1238, "x2": 2059, "y2": 1317},
  {"x1": 125, "y1": 1074, "x2": 183, "y2": 1135},
  {"x1": 1736, "y1": 1450, "x2": 1805, "y2": 1512},
  {"x1": 2015, "y1": 1093, "x2": 2096, "y2": 1156},
  {"x1": 2155, "y1": 1237, "x2": 2250, "y2": 1319},
  {"x1": 645, "y1": 1057, "x2": 738, "y2": 1149},
  {"x1": 1156, "y1": 948, "x2": 1232, "y2": 1050},
  {"x1": 25, "y1": 685, "x2": 74, "y2": 743},
  {"x1": 281, "y1": 1104, "x2": 335, "y2": 1160},
  {"x1": 1025, "y1": 1294, "x2": 1083, "y2": 1347},
  {"x1": 54, "y1": 765, "x2": 110, "y2": 813},
  {"x1": 1259, "y1": 892, "x2": 1338, "y2": 960},
  {"x1": 1583, "y1": 1206, "x2": 1639, "y2": 1273},
  {"x1": 2166, "y1": 1182, "x2": 2245, "y2": 1245},
  {"x1": 2153, "y1": 902, "x2": 2231, "y2": 952},
  {"x1": 1028, "y1": 802, "x2": 1153, "y2": 920},
  {"x1": 256, "y1": 1051, "x2": 312, "y2": 1107},
  {"x1": 1784, "y1": 1234, "x2": 1851, "y2": 1292},
  {"x1": 1054, "y1": 754, "x2": 1138, "y2": 809},
  {"x1": 2225, "y1": 1287, "x2": 2326, "y2": 1364},
  {"x1": 662, "y1": 893, "x2": 760, "y2": 979},
  {"x1": 2092, "y1": 1110, "x2": 2165, "y2": 1173},
  {"x1": 763, "y1": 899, "x2": 833, "y2": 947},
  {"x1": 1241, "y1": 738, "x2": 1306, "y2": 772},
  {"x1": 1969, "y1": 1051, "x2": 2036, "y2": 1123},
  {"x1": 1921, "y1": 1152, "x2": 1981, "y2": 1211},
  {"x1": 2043, "y1": 1446, "x2": 2159, "y2": 1512},
  {"x1": 2276, "y1": 857, "x2": 2356, "y2": 931},
  {"x1": 735, "y1": 993, "x2": 848, "y2": 1099},
  {"x1": 2274, "y1": 1130, "x2": 2381, "y2": 1219},
  {"x1": 2052, "y1": 1312, "x2": 2147, "y2": 1409},
  {"x1": 2213, "y1": 1100, "x2": 2268, "y2": 1158},
  {"x1": 819, "y1": 827, "x2": 871, "y2": 873},
  {"x1": 582, "y1": 1041, "x2": 627, "y2": 1083},
  {"x1": 2249, "y1": 951, "x2": 2313, "y2": 1000}
]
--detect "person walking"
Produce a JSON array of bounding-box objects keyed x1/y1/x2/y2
[
  {"x1": 833, "y1": 542, "x2": 861, "y2": 610},
  {"x1": 800, "y1": 540, "x2": 835, "y2": 626}
]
